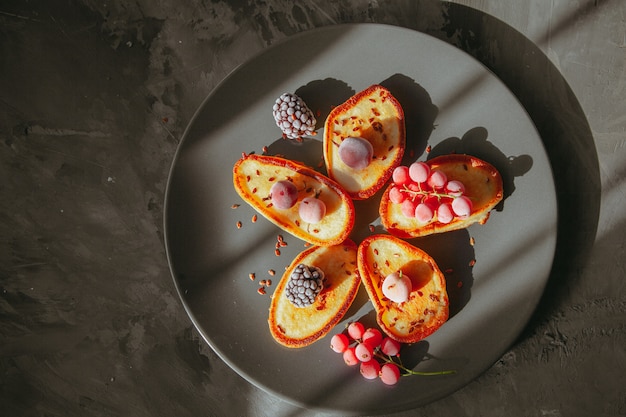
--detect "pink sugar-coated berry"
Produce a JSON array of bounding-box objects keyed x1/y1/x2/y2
[
  {"x1": 330, "y1": 333, "x2": 350, "y2": 353},
  {"x1": 338, "y1": 137, "x2": 373, "y2": 169},
  {"x1": 298, "y1": 197, "x2": 326, "y2": 224},
  {"x1": 389, "y1": 186, "x2": 406, "y2": 204},
  {"x1": 392, "y1": 165, "x2": 411, "y2": 185},
  {"x1": 382, "y1": 271, "x2": 412, "y2": 303},
  {"x1": 347, "y1": 321, "x2": 365, "y2": 340},
  {"x1": 415, "y1": 202, "x2": 434, "y2": 223},
  {"x1": 360, "y1": 359, "x2": 381, "y2": 380},
  {"x1": 380, "y1": 363, "x2": 401, "y2": 385},
  {"x1": 427, "y1": 170, "x2": 447, "y2": 189},
  {"x1": 362, "y1": 328, "x2": 383, "y2": 349},
  {"x1": 270, "y1": 180, "x2": 298, "y2": 209},
  {"x1": 380, "y1": 337, "x2": 401, "y2": 356},
  {"x1": 355, "y1": 342, "x2": 374, "y2": 362},
  {"x1": 409, "y1": 161, "x2": 430, "y2": 183},
  {"x1": 343, "y1": 346, "x2": 359, "y2": 366},
  {"x1": 437, "y1": 202, "x2": 454, "y2": 224},
  {"x1": 401, "y1": 199, "x2": 417, "y2": 218},
  {"x1": 452, "y1": 195, "x2": 473, "y2": 218},
  {"x1": 446, "y1": 180, "x2": 465, "y2": 196}
]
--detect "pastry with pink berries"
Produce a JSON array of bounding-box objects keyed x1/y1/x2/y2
[
  {"x1": 233, "y1": 154, "x2": 355, "y2": 246},
  {"x1": 357, "y1": 234, "x2": 449, "y2": 344},
  {"x1": 323, "y1": 84, "x2": 406, "y2": 200},
  {"x1": 380, "y1": 154, "x2": 503, "y2": 238}
]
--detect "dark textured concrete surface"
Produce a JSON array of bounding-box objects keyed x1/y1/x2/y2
[{"x1": 1, "y1": 1, "x2": 624, "y2": 416}]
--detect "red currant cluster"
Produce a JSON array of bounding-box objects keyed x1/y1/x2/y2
[
  {"x1": 330, "y1": 321, "x2": 456, "y2": 385},
  {"x1": 389, "y1": 161, "x2": 472, "y2": 223},
  {"x1": 330, "y1": 322, "x2": 402, "y2": 385}
]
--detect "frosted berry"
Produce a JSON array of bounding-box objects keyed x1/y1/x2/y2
[
  {"x1": 427, "y1": 170, "x2": 447, "y2": 189},
  {"x1": 380, "y1": 363, "x2": 401, "y2": 385},
  {"x1": 338, "y1": 137, "x2": 373, "y2": 170},
  {"x1": 437, "y1": 203, "x2": 454, "y2": 224},
  {"x1": 330, "y1": 333, "x2": 350, "y2": 353},
  {"x1": 343, "y1": 346, "x2": 359, "y2": 366},
  {"x1": 362, "y1": 328, "x2": 383, "y2": 349},
  {"x1": 415, "y1": 203, "x2": 434, "y2": 223},
  {"x1": 270, "y1": 180, "x2": 298, "y2": 209},
  {"x1": 392, "y1": 165, "x2": 411, "y2": 185},
  {"x1": 284, "y1": 264, "x2": 324, "y2": 307},
  {"x1": 401, "y1": 199, "x2": 417, "y2": 218},
  {"x1": 382, "y1": 271, "x2": 412, "y2": 304},
  {"x1": 298, "y1": 197, "x2": 326, "y2": 223},
  {"x1": 389, "y1": 186, "x2": 405, "y2": 204},
  {"x1": 272, "y1": 93, "x2": 317, "y2": 140},
  {"x1": 446, "y1": 180, "x2": 465, "y2": 196},
  {"x1": 452, "y1": 196, "x2": 472, "y2": 218},
  {"x1": 408, "y1": 161, "x2": 430, "y2": 183},
  {"x1": 380, "y1": 337, "x2": 401, "y2": 356},
  {"x1": 360, "y1": 360, "x2": 381, "y2": 380},
  {"x1": 355, "y1": 341, "x2": 374, "y2": 362},
  {"x1": 347, "y1": 321, "x2": 365, "y2": 340}
]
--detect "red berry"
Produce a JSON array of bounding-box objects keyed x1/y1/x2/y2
[
  {"x1": 401, "y1": 199, "x2": 417, "y2": 218},
  {"x1": 330, "y1": 333, "x2": 349, "y2": 353},
  {"x1": 270, "y1": 180, "x2": 298, "y2": 209},
  {"x1": 355, "y1": 342, "x2": 374, "y2": 362},
  {"x1": 338, "y1": 137, "x2": 373, "y2": 169},
  {"x1": 392, "y1": 165, "x2": 411, "y2": 185},
  {"x1": 343, "y1": 347, "x2": 359, "y2": 366},
  {"x1": 427, "y1": 170, "x2": 447, "y2": 189},
  {"x1": 360, "y1": 359, "x2": 381, "y2": 380},
  {"x1": 409, "y1": 161, "x2": 430, "y2": 183},
  {"x1": 388, "y1": 186, "x2": 406, "y2": 204},
  {"x1": 415, "y1": 203, "x2": 434, "y2": 223},
  {"x1": 298, "y1": 197, "x2": 326, "y2": 224},
  {"x1": 347, "y1": 321, "x2": 365, "y2": 340},
  {"x1": 446, "y1": 180, "x2": 465, "y2": 196},
  {"x1": 437, "y1": 202, "x2": 454, "y2": 224},
  {"x1": 362, "y1": 328, "x2": 383, "y2": 349},
  {"x1": 380, "y1": 363, "x2": 401, "y2": 385},
  {"x1": 452, "y1": 196, "x2": 472, "y2": 217},
  {"x1": 380, "y1": 337, "x2": 401, "y2": 356}
]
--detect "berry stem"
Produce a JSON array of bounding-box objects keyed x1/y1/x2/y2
[
  {"x1": 400, "y1": 184, "x2": 453, "y2": 202},
  {"x1": 374, "y1": 351, "x2": 456, "y2": 376}
]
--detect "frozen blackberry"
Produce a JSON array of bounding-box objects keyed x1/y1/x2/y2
[
  {"x1": 272, "y1": 93, "x2": 317, "y2": 140},
  {"x1": 285, "y1": 263, "x2": 324, "y2": 308}
]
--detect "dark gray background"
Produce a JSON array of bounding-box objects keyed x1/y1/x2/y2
[{"x1": 1, "y1": 1, "x2": 624, "y2": 416}]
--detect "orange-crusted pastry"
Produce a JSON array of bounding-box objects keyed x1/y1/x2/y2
[
  {"x1": 357, "y1": 234, "x2": 448, "y2": 344},
  {"x1": 269, "y1": 241, "x2": 361, "y2": 348},
  {"x1": 380, "y1": 154, "x2": 503, "y2": 238},
  {"x1": 233, "y1": 154, "x2": 355, "y2": 246},
  {"x1": 323, "y1": 84, "x2": 406, "y2": 200}
]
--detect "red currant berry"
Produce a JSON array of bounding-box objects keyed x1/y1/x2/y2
[
  {"x1": 360, "y1": 359, "x2": 381, "y2": 380},
  {"x1": 409, "y1": 161, "x2": 430, "y2": 183},
  {"x1": 392, "y1": 165, "x2": 411, "y2": 185},
  {"x1": 427, "y1": 170, "x2": 447, "y2": 189},
  {"x1": 362, "y1": 328, "x2": 383, "y2": 349},
  {"x1": 452, "y1": 196, "x2": 472, "y2": 218},
  {"x1": 437, "y1": 202, "x2": 454, "y2": 224},
  {"x1": 343, "y1": 346, "x2": 359, "y2": 366},
  {"x1": 355, "y1": 342, "x2": 374, "y2": 362},
  {"x1": 380, "y1": 363, "x2": 401, "y2": 385},
  {"x1": 389, "y1": 186, "x2": 406, "y2": 204},
  {"x1": 347, "y1": 321, "x2": 365, "y2": 340},
  {"x1": 330, "y1": 333, "x2": 350, "y2": 353},
  {"x1": 380, "y1": 337, "x2": 401, "y2": 356}
]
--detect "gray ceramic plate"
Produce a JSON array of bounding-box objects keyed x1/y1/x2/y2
[{"x1": 164, "y1": 24, "x2": 557, "y2": 414}]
